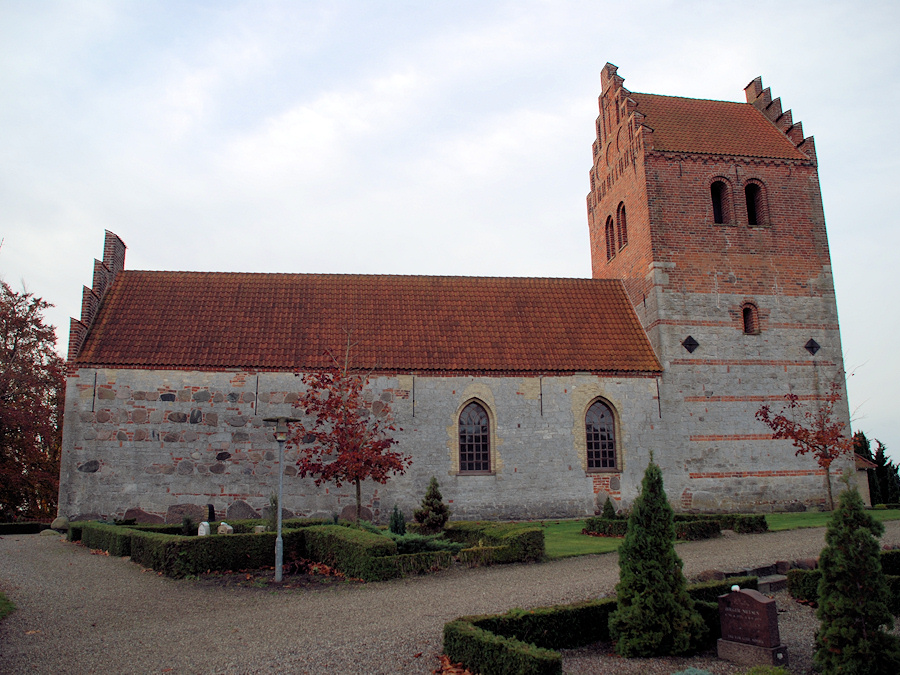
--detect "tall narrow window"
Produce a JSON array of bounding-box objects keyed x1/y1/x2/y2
[
  {"x1": 745, "y1": 183, "x2": 764, "y2": 226},
  {"x1": 616, "y1": 202, "x2": 628, "y2": 250},
  {"x1": 605, "y1": 216, "x2": 615, "y2": 261},
  {"x1": 459, "y1": 402, "x2": 490, "y2": 473},
  {"x1": 711, "y1": 181, "x2": 726, "y2": 224},
  {"x1": 586, "y1": 401, "x2": 617, "y2": 470},
  {"x1": 742, "y1": 303, "x2": 760, "y2": 334}
]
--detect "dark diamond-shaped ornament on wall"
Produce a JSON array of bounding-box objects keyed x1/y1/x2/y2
[
  {"x1": 682, "y1": 336, "x2": 699, "y2": 354},
  {"x1": 805, "y1": 338, "x2": 820, "y2": 356}
]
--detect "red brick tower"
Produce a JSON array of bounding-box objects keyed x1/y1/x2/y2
[{"x1": 587, "y1": 63, "x2": 851, "y2": 510}]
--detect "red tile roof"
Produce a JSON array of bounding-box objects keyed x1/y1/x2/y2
[
  {"x1": 73, "y1": 271, "x2": 661, "y2": 374},
  {"x1": 631, "y1": 93, "x2": 808, "y2": 160}
]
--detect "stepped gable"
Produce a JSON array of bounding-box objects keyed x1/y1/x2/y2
[
  {"x1": 72, "y1": 271, "x2": 662, "y2": 375},
  {"x1": 596, "y1": 63, "x2": 816, "y2": 162}
]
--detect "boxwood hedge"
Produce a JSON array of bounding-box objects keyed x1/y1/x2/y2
[{"x1": 443, "y1": 576, "x2": 758, "y2": 675}]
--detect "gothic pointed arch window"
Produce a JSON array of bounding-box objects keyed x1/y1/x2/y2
[
  {"x1": 605, "y1": 216, "x2": 616, "y2": 261},
  {"x1": 616, "y1": 202, "x2": 628, "y2": 250},
  {"x1": 459, "y1": 401, "x2": 491, "y2": 473},
  {"x1": 586, "y1": 400, "x2": 618, "y2": 470}
]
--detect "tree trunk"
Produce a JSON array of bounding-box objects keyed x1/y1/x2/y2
[
  {"x1": 824, "y1": 465, "x2": 834, "y2": 511},
  {"x1": 355, "y1": 479, "x2": 361, "y2": 522}
]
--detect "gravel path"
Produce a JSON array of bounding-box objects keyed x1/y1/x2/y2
[{"x1": 2, "y1": 523, "x2": 899, "y2": 674}]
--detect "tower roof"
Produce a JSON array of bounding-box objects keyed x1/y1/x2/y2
[
  {"x1": 630, "y1": 92, "x2": 809, "y2": 160},
  {"x1": 73, "y1": 271, "x2": 662, "y2": 375}
]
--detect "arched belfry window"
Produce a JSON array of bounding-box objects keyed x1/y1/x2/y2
[
  {"x1": 711, "y1": 180, "x2": 731, "y2": 224},
  {"x1": 745, "y1": 181, "x2": 767, "y2": 226},
  {"x1": 459, "y1": 401, "x2": 490, "y2": 473},
  {"x1": 742, "y1": 303, "x2": 760, "y2": 335},
  {"x1": 605, "y1": 216, "x2": 615, "y2": 261},
  {"x1": 586, "y1": 400, "x2": 617, "y2": 470},
  {"x1": 616, "y1": 202, "x2": 628, "y2": 250}
]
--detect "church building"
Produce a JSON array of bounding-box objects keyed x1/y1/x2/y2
[{"x1": 58, "y1": 65, "x2": 851, "y2": 523}]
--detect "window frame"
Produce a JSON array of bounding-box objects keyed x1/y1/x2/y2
[
  {"x1": 744, "y1": 179, "x2": 768, "y2": 227},
  {"x1": 710, "y1": 179, "x2": 733, "y2": 225},
  {"x1": 741, "y1": 302, "x2": 761, "y2": 335},
  {"x1": 458, "y1": 400, "x2": 492, "y2": 475},
  {"x1": 605, "y1": 216, "x2": 616, "y2": 261},
  {"x1": 585, "y1": 399, "x2": 619, "y2": 472}
]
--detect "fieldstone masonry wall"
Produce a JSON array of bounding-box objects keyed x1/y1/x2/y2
[{"x1": 59, "y1": 368, "x2": 665, "y2": 522}]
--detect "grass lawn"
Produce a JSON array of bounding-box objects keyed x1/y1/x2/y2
[
  {"x1": 0, "y1": 591, "x2": 14, "y2": 622},
  {"x1": 526, "y1": 509, "x2": 900, "y2": 559},
  {"x1": 766, "y1": 508, "x2": 900, "y2": 531}
]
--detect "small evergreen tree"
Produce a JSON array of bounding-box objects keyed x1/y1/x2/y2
[
  {"x1": 413, "y1": 477, "x2": 450, "y2": 534},
  {"x1": 814, "y1": 477, "x2": 900, "y2": 674},
  {"x1": 609, "y1": 459, "x2": 706, "y2": 657},
  {"x1": 389, "y1": 503, "x2": 406, "y2": 535},
  {"x1": 601, "y1": 495, "x2": 617, "y2": 519}
]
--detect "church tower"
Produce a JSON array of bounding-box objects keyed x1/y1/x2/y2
[{"x1": 587, "y1": 63, "x2": 851, "y2": 510}]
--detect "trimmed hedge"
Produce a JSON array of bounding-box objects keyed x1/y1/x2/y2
[
  {"x1": 788, "y1": 567, "x2": 900, "y2": 616},
  {"x1": 582, "y1": 517, "x2": 628, "y2": 537},
  {"x1": 673, "y1": 514, "x2": 768, "y2": 534},
  {"x1": 0, "y1": 522, "x2": 52, "y2": 535},
  {"x1": 584, "y1": 514, "x2": 765, "y2": 540},
  {"x1": 443, "y1": 576, "x2": 759, "y2": 675},
  {"x1": 445, "y1": 522, "x2": 544, "y2": 564},
  {"x1": 674, "y1": 520, "x2": 721, "y2": 541},
  {"x1": 72, "y1": 521, "x2": 452, "y2": 581},
  {"x1": 444, "y1": 619, "x2": 562, "y2": 675}
]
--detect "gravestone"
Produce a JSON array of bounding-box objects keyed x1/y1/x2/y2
[
  {"x1": 217, "y1": 522, "x2": 234, "y2": 535},
  {"x1": 198, "y1": 521, "x2": 210, "y2": 537},
  {"x1": 718, "y1": 588, "x2": 789, "y2": 666}
]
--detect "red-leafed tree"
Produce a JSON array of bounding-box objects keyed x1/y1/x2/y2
[
  {"x1": 290, "y1": 338, "x2": 411, "y2": 521},
  {"x1": 0, "y1": 281, "x2": 65, "y2": 520},
  {"x1": 756, "y1": 382, "x2": 853, "y2": 510}
]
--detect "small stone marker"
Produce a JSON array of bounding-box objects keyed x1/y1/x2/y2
[
  {"x1": 717, "y1": 588, "x2": 788, "y2": 666},
  {"x1": 197, "y1": 521, "x2": 210, "y2": 537},
  {"x1": 217, "y1": 522, "x2": 234, "y2": 535},
  {"x1": 253, "y1": 525, "x2": 266, "y2": 534}
]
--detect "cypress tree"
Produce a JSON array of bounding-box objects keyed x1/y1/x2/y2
[
  {"x1": 609, "y1": 460, "x2": 706, "y2": 657},
  {"x1": 814, "y1": 480, "x2": 900, "y2": 674}
]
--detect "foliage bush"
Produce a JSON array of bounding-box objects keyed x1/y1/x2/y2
[
  {"x1": 608, "y1": 460, "x2": 707, "y2": 657},
  {"x1": 413, "y1": 477, "x2": 450, "y2": 533},
  {"x1": 385, "y1": 531, "x2": 464, "y2": 555},
  {"x1": 815, "y1": 484, "x2": 900, "y2": 674},
  {"x1": 443, "y1": 619, "x2": 562, "y2": 675}
]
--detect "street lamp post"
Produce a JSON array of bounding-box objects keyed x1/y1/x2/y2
[{"x1": 263, "y1": 416, "x2": 299, "y2": 582}]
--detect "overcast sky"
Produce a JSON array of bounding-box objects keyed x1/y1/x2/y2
[{"x1": 2, "y1": 1, "x2": 898, "y2": 460}]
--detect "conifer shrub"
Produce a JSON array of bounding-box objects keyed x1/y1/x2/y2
[
  {"x1": 413, "y1": 477, "x2": 450, "y2": 534},
  {"x1": 601, "y1": 496, "x2": 617, "y2": 519},
  {"x1": 608, "y1": 459, "x2": 707, "y2": 657},
  {"x1": 389, "y1": 503, "x2": 406, "y2": 535},
  {"x1": 815, "y1": 482, "x2": 900, "y2": 674}
]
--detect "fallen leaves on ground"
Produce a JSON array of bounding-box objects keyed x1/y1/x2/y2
[{"x1": 433, "y1": 654, "x2": 473, "y2": 675}]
